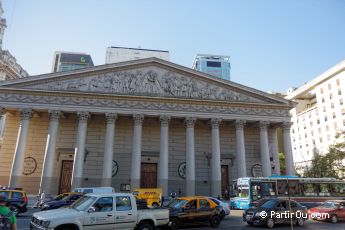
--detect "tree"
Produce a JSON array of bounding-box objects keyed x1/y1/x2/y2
[
  {"x1": 279, "y1": 152, "x2": 286, "y2": 175},
  {"x1": 304, "y1": 131, "x2": 345, "y2": 179}
]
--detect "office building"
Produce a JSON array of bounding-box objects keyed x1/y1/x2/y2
[
  {"x1": 105, "y1": 46, "x2": 169, "y2": 64},
  {"x1": 52, "y1": 52, "x2": 94, "y2": 73},
  {"x1": 286, "y1": 60, "x2": 345, "y2": 165},
  {"x1": 192, "y1": 54, "x2": 231, "y2": 81}
]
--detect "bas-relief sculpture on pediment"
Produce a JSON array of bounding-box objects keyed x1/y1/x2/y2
[{"x1": 24, "y1": 67, "x2": 269, "y2": 103}]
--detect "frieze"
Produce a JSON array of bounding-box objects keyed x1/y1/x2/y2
[
  {"x1": 0, "y1": 93, "x2": 290, "y2": 117},
  {"x1": 24, "y1": 69, "x2": 267, "y2": 103}
]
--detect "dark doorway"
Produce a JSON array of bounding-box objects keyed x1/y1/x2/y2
[
  {"x1": 140, "y1": 163, "x2": 157, "y2": 188},
  {"x1": 59, "y1": 160, "x2": 73, "y2": 194}
]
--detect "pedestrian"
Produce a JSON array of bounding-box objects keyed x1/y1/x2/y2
[{"x1": 0, "y1": 194, "x2": 17, "y2": 230}]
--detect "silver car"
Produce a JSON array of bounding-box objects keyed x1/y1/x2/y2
[{"x1": 209, "y1": 197, "x2": 231, "y2": 218}]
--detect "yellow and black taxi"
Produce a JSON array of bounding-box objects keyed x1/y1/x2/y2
[
  {"x1": 41, "y1": 192, "x2": 83, "y2": 210},
  {"x1": 0, "y1": 187, "x2": 28, "y2": 216},
  {"x1": 166, "y1": 196, "x2": 223, "y2": 229}
]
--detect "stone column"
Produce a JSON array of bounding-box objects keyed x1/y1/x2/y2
[
  {"x1": 131, "y1": 114, "x2": 144, "y2": 190},
  {"x1": 102, "y1": 113, "x2": 117, "y2": 187},
  {"x1": 235, "y1": 120, "x2": 247, "y2": 177},
  {"x1": 71, "y1": 112, "x2": 90, "y2": 190},
  {"x1": 270, "y1": 127, "x2": 280, "y2": 175},
  {"x1": 9, "y1": 108, "x2": 32, "y2": 188},
  {"x1": 185, "y1": 117, "x2": 196, "y2": 196},
  {"x1": 259, "y1": 121, "x2": 271, "y2": 177},
  {"x1": 40, "y1": 110, "x2": 60, "y2": 194},
  {"x1": 282, "y1": 122, "x2": 295, "y2": 176},
  {"x1": 0, "y1": 107, "x2": 6, "y2": 137},
  {"x1": 211, "y1": 118, "x2": 222, "y2": 197},
  {"x1": 158, "y1": 115, "x2": 170, "y2": 197}
]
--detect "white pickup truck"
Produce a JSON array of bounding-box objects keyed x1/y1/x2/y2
[{"x1": 30, "y1": 193, "x2": 170, "y2": 230}]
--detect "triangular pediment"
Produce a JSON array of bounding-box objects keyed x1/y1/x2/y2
[{"x1": 0, "y1": 58, "x2": 291, "y2": 105}]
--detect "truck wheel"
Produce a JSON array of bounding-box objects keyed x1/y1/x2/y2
[
  {"x1": 210, "y1": 215, "x2": 221, "y2": 228},
  {"x1": 137, "y1": 223, "x2": 154, "y2": 230},
  {"x1": 266, "y1": 217, "x2": 275, "y2": 228},
  {"x1": 170, "y1": 217, "x2": 180, "y2": 230}
]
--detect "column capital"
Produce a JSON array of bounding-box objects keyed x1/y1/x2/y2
[
  {"x1": 20, "y1": 108, "x2": 32, "y2": 120},
  {"x1": 282, "y1": 121, "x2": 293, "y2": 130},
  {"x1": 210, "y1": 118, "x2": 222, "y2": 128},
  {"x1": 77, "y1": 111, "x2": 90, "y2": 122},
  {"x1": 235, "y1": 119, "x2": 246, "y2": 129},
  {"x1": 185, "y1": 117, "x2": 197, "y2": 128},
  {"x1": 160, "y1": 115, "x2": 171, "y2": 126},
  {"x1": 259, "y1": 121, "x2": 270, "y2": 130},
  {"x1": 48, "y1": 110, "x2": 61, "y2": 121},
  {"x1": 105, "y1": 113, "x2": 118, "y2": 124},
  {"x1": 133, "y1": 114, "x2": 144, "y2": 126}
]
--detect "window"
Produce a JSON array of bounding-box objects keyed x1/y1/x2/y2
[
  {"x1": 333, "y1": 113, "x2": 336, "y2": 119},
  {"x1": 340, "y1": 99, "x2": 344, "y2": 105},
  {"x1": 320, "y1": 88, "x2": 324, "y2": 94},
  {"x1": 288, "y1": 180, "x2": 301, "y2": 196},
  {"x1": 199, "y1": 199, "x2": 210, "y2": 209},
  {"x1": 330, "y1": 93, "x2": 333, "y2": 99},
  {"x1": 331, "y1": 103, "x2": 335, "y2": 109},
  {"x1": 302, "y1": 183, "x2": 318, "y2": 196},
  {"x1": 93, "y1": 197, "x2": 113, "y2": 212},
  {"x1": 330, "y1": 183, "x2": 345, "y2": 197},
  {"x1": 328, "y1": 83, "x2": 331, "y2": 90},
  {"x1": 322, "y1": 98, "x2": 325, "y2": 103},
  {"x1": 318, "y1": 184, "x2": 331, "y2": 196},
  {"x1": 337, "y1": 79, "x2": 340, "y2": 85},
  {"x1": 320, "y1": 137, "x2": 323, "y2": 143},
  {"x1": 116, "y1": 196, "x2": 132, "y2": 211},
  {"x1": 11, "y1": 192, "x2": 23, "y2": 200},
  {"x1": 338, "y1": 89, "x2": 342, "y2": 95},
  {"x1": 324, "y1": 116, "x2": 328, "y2": 122},
  {"x1": 323, "y1": 106, "x2": 326, "y2": 112},
  {"x1": 206, "y1": 61, "x2": 221, "y2": 68},
  {"x1": 185, "y1": 200, "x2": 197, "y2": 209},
  {"x1": 277, "y1": 180, "x2": 288, "y2": 195}
]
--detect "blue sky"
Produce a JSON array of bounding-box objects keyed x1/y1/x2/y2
[{"x1": 2, "y1": 0, "x2": 345, "y2": 93}]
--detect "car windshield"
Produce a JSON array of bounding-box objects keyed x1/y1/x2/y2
[
  {"x1": 62, "y1": 194, "x2": 76, "y2": 201},
  {"x1": 258, "y1": 199, "x2": 277, "y2": 209},
  {"x1": 166, "y1": 199, "x2": 188, "y2": 209},
  {"x1": 71, "y1": 196, "x2": 97, "y2": 211},
  {"x1": 322, "y1": 202, "x2": 339, "y2": 208}
]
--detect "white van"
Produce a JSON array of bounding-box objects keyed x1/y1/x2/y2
[{"x1": 72, "y1": 187, "x2": 115, "y2": 194}]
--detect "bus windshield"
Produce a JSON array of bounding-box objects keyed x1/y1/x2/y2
[{"x1": 237, "y1": 186, "x2": 249, "y2": 198}]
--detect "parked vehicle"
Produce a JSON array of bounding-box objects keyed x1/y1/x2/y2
[
  {"x1": 233, "y1": 176, "x2": 345, "y2": 209},
  {"x1": 0, "y1": 187, "x2": 28, "y2": 216},
  {"x1": 41, "y1": 192, "x2": 83, "y2": 210},
  {"x1": 209, "y1": 197, "x2": 230, "y2": 218},
  {"x1": 72, "y1": 187, "x2": 115, "y2": 194},
  {"x1": 167, "y1": 196, "x2": 223, "y2": 229},
  {"x1": 308, "y1": 200, "x2": 345, "y2": 223},
  {"x1": 243, "y1": 198, "x2": 308, "y2": 228},
  {"x1": 31, "y1": 193, "x2": 170, "y2": 230},
  {"x1": 132, "y1": 188, "x2": 162, "y2": 207}
]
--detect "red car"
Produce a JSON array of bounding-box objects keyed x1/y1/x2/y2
[{"x1": 308, "y1": 200, "x2": 345, "y2": 223}]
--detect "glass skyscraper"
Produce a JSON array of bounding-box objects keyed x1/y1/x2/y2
[{"x1": 192, "y1": 54, "x2": 231, "y2": 81}]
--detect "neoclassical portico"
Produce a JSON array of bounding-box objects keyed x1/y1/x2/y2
[{"x1": 0, "y1": 58, "x2": 295, "y2": 195}]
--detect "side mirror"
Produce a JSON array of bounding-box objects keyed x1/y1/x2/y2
[{"x1": 88, "y1": 207, "x2": 95, "y2": 213}]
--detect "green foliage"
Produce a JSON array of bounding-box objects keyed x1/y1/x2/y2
[
  {"x1": 279, "y1": 152, "x2": 286, "y2": 175},
  {"x1": 303, "y1": 131, "x2": 345, "y2": 179}
]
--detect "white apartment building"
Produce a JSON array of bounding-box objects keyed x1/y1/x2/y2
[
  {"x1": 286, "y1": 60, "x2": 345, "y2": 164},
  {"x1": 106, "y1": 46, "x2": 169, "y2": 64}
]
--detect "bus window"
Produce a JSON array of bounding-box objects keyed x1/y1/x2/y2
[
  {"x1": 237, "y1": 186, "x2": 249, "y2": 198},
  {"x1": 251, "y1": 184, "x2": 261, "y2": 201},
  {"x1": 261, "y1": 182, "x2": 276, "y2": 196},
  {"x1": 287, "y1": 180, "x2": 301, "y2": 196},
  {"x1": 331, "y1": 183, "x2": 345, "y2": 197},
  {"x1": 277, "y1": 180, "x2": 288, "y2": 195},
  {"x1": 318, "y1": 184, "x2": 331, "y2": 197},
  {"x1": 302, "y1": 183, "x2": 317, "y2": 196}
]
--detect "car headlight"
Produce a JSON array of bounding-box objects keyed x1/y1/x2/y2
[
  {"x1": 41, "y1": 220, "x2": 50, "y2": 228},
  {"x1": 255, "y1": 212, "x2": 261, "y2": 217}
]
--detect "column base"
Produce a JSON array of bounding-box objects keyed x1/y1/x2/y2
[
  {"x1": 130, "y1": 178, "x2": 140, "y2": 190},
  {"x1": 211, "y1": 180, "x2": 221, "y2": 198},
  {"x1": 186, "y1": 179, "x2": 195, "y2": 196},
  {"x1": 71, "y1": 177, "x2": 83, "y2": 190},
  {"x1": 101, "y1": 177, "x2": 112, "y2": 187},
  {"x1": 158, "y1": 178, "x2": 169, "y2": 197},
  {"x1": 8, "y1": 175, "x2": 22, "y2": 189}
]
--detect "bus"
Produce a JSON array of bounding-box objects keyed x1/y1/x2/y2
[{"x1": 231, "y1": 175, "x2": 345, "y2": 210}]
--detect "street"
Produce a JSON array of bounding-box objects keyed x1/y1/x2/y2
[{"x1": 17, "y1": 208, "x2": 345, "y2": 230}]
